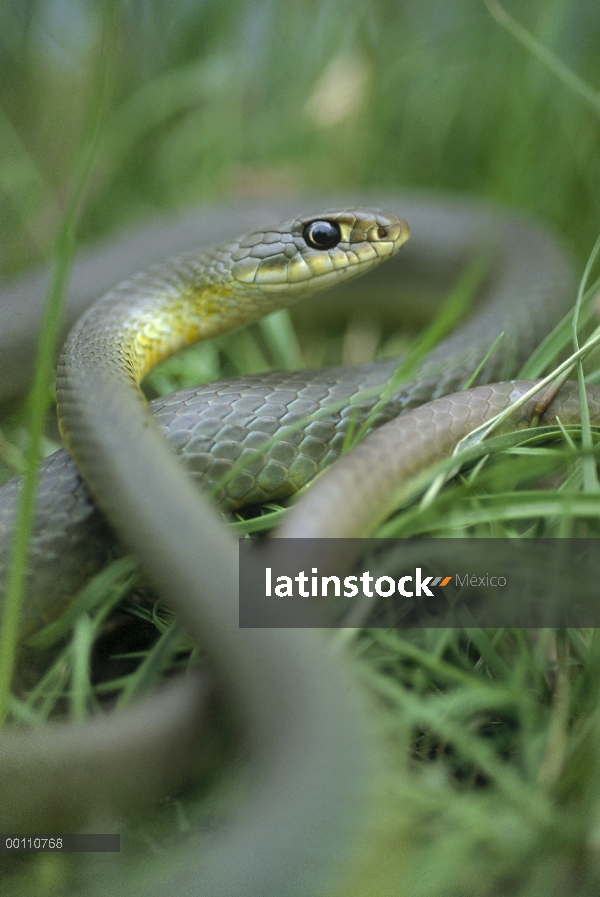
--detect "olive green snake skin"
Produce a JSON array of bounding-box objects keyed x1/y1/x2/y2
[{"x1": 0, "y1": 194, "x2": 584, "y2": 896}]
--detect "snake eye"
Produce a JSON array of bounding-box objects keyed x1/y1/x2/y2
[{"x1": 303, "y1": 220, "x2": 342, "y2": 250}]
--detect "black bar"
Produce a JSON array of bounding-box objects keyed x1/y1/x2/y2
[
  {"x1": 239, "y1": 537, "x2": 600, "y2": 628},
  {"x1": 0, "y1": 834, "x2": 120, "y2": 852}
]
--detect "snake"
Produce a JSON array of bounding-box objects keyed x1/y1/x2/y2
[{"x1": 0, "y1": 194, "x2": 582, "y2": 895}]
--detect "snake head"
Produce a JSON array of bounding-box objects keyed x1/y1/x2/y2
[{"x1": 229, "y1": 208, "x2": 409, "y2": 295}]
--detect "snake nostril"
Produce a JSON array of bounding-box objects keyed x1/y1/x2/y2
[{"x1": 377, "y1": 226, "x2": 388, "y2": 240}]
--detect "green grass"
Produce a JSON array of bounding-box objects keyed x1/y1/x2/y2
[{"x1": 2, "y1": 1, "x2": 600, "y2": 895}]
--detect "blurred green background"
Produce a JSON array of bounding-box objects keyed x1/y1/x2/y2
[
  {"x1": 1, "y1": 0, "x2": 599, "y2": 280},
  {"x1": 2, "y1": 3, "x2": 600, "y2": 896}
]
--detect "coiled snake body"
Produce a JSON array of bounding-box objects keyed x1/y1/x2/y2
[{"x1": 0, "y1": 194, "x2": 583, "y2": 896}]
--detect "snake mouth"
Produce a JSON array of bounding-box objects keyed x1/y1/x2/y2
[{"x1": 290, "y1": 208, "x2": 410, "y2": 291}]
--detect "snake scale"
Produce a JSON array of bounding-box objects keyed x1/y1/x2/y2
[{"x1": 0, "y1": 193, "x2": 580, "y2": 896}]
